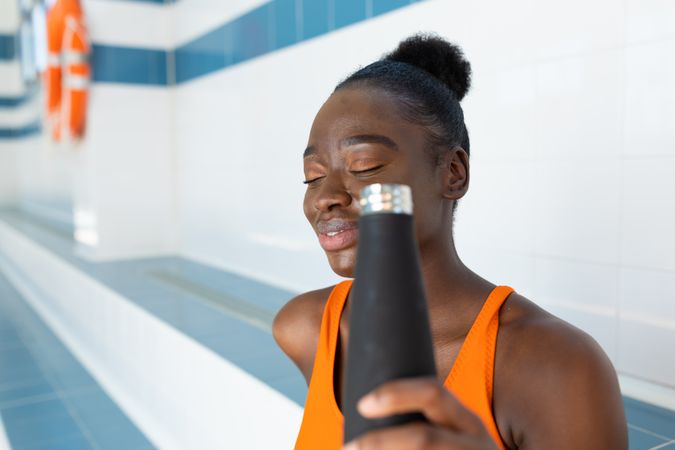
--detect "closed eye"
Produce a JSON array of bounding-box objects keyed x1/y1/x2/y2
[
  {"x1": 302, "y1": 176, "x2": 324, "y2": 185},
  {"x1": 350, "y1": 165, "x2": 385, "y2": 176}
]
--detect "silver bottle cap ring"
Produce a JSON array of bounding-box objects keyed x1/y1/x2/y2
[{"x1": 359, "y1": 183, "x2": 413, "y2": 215}]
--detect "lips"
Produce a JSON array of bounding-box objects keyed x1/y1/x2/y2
[{"x1": 316, "y1": 219, "x2": 358, "y2": 251}]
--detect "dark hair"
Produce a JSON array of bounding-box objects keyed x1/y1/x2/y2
[{"x1": 334, "y1": 33, "x2": 472, "y2": 162}]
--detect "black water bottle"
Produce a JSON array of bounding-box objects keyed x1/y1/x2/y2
[{"x1": 343, "y1": 183, "x2": 437, "y2": 443}]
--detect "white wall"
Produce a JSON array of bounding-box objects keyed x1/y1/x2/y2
[
  {"x1": 173, "y1": 0, "x2": 675, "y2": 395},
  {"x1": 2, "y1": 0, "x2": 673, "y2": 403},
  {"x1": 0, "y1": 0, "x2": 178, "y2": 256},
  {"x1": 0, "y1": 142, "x2": 19, "y2": 207},
  {"x1": 0, "y1": 0, "x2": 34, "y2": 209}
]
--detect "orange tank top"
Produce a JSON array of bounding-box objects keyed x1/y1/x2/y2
[{"x1": 294, "y1": 280, "x2": 514, "y2": 450}]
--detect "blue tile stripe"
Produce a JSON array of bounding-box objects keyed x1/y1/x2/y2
[
  {"x1": 0, "y1": 93, "x2": 34, "y2": 108},
  {"x1": 91, "y1": 44, "x2": 167, "y2": 85},
  {"x1": 0, "y1": 121, "x2": 41, "y2": 139},
  {"x1": 1, "y1": 0, "x2": 421, "y2": 116},
  {"x1": 0, "y1": 33, "x2": 17, "y2": 60},
  {"x1": 90, "y1": 0, "x2": 421, "y2": 85},
  {"x1": 174, "y1": 0, "x2": 422, "y2": 84}
]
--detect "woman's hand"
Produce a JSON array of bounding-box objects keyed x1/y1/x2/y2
[{"x1": 342, "y1": 377, "x2": 500, "y2": 450}]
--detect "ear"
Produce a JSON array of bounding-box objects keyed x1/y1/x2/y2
[{"x1": 438, "y1": 146, "x2": 470, "y2": 201}]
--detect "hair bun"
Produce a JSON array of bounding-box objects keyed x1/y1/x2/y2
[{"x1": 384, "y1": 33, "x2": 472, "y2": 101}]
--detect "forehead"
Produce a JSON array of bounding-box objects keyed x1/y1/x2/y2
[{"x1": 308, "y1": 87, "x2": 424, "y2": 147}]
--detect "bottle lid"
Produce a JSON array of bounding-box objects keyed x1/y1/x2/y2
[{"x1": 359, "y1": 183, "x2": 413, "y2": 215}]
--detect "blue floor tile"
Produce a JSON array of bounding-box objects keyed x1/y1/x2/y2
[
  {"x1": 63, "y1": 388, "x2": 139, "y2": 433},
  {"x1": 0, "y1": 327, "x2": 22, "y2": 344},
  {"x1": 27, "y1": 433, "x2": 95, "y2": 450},
  {"x1": 628, "y1": 425, "x2": 669, "y2": 449},
  {"x1": 0, "y1": 262, "x2": 156, "y2": 450},
  {"x1": 625, "y1": 397, "x2": 675, "y2": 440},
  {"x1": 0, "y1": 379, "x2": 55, "y2": 407},
  {"x1": 271, "y1": 374, "x2": 307, "y2": 406},
  {"x1": 1, "y1": 399, "x2": 83, "y2": 448},
  {"x1": 87, "y1": 423, "x2": 154, "y2": 450}
]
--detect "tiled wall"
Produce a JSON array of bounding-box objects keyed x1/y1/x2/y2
[
  {"x1": 1, "y1": 0, "x2": 674, "y2": 404},
  {"x1": 172, "y1": 0, "x2": 675, "y2": 401}
]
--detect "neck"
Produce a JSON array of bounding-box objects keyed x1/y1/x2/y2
[
  {"x1": 342, "y1": 232, "x2": 492, "y2": 324},
  {"x1": 418, "y1": 234, "x2": 491, "y2": 313}
]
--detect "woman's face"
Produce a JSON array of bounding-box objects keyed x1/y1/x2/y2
[{"x1": 303, "y1": 87, "x2": 463, "y2": 278}]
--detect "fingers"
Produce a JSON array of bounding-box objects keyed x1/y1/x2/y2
[
  {"x1": 357, "y1": 377, "x2": 484, "y2": 434},
  {"x1": 342, "y1": 422, "x2": 478, "y2": 450}
]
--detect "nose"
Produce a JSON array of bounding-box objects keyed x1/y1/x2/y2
[{"x1": 313, "y1": 174, "x2": 353, "y2": 212}]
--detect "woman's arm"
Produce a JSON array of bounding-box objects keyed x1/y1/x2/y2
[
  {"x1": 497, "y1": 316, "x2": 627, "y2": 449},
  {"x1": 272, "y1": 287, "x2": 331, "y2": 384}
]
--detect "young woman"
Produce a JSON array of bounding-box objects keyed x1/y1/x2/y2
[{"x1": 273, "y1": 34, "x2": 627, "y2": 450}]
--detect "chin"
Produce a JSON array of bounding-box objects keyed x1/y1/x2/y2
[{"x1": 326, "y1": 249, "x2": 356, "y2": 279}]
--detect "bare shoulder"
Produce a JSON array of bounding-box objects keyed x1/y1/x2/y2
[
  {"x1": 493, "y1": 292, "x2": 627, "y2": 449},
  {"x1": 272, "y1": 285, "x2": 336, "y2": 384}
]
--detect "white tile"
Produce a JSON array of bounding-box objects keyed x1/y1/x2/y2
[
  {"x1": 625, "y1": 0, "x2": 675, "y2": 44},
  {"x1": 620, "y1": 157, "x2": 675, "y2": 272},
  {"x1": 413, "y1": 0, "x2": 539, "y2": 72},
  {"x1": 0, "y1": 0, "x2": 20, "y2": 32},
  {"x1": 459, "y1": 245, "x2": 537, "y2": 297},
  {"x1": 533, "y1": 158, "x2": 622, "y2": 264},
  {"x1": 618, "y1": 268, "x2": 675, "y2": 387},
  {"x1": 0, "y1": 142, "x2": 19, "y2": 205},
  {"x1": 0, "y1": 61, "x2": 27, "y2": 97},
  {"x1": 83, "y1": 0, "x2": 172, "y2": 48},
  {"x1": 531, "y1": 0, "x2": 624, "y2": 59},
  {"x1": 532, "y1": 257, "x2": 620, "y2": 362},
  {"x1": 624, "y1": 39, "x2": 675, "y2": 157},
  {"x1": 455, "y1": 159, "x2": 538, "y2": 255},
  {"x1": 534, "y1": 50, "x2": 624, "y2": 161},
  {"x1": 464, "y1": 65, "x2": 537, "y2": 162}
]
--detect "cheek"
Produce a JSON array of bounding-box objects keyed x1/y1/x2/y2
[
  {"x1": 410, "y1": 185, "x2": 445, "y2": 241},
  {"x1": 303, "y1": 191, "x2": 313, "y2": 222}
]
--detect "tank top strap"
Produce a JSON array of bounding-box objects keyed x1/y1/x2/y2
[
  {"x1": 445, "y1": 285, "x2": 514, "y2": 387},
  {"x1": 294, "y1": 281, "x2": 351, "y2": 450},
  {"x1": 324, "y1": 280, "x2": 352, "y2": 406},
  {"x1": 444, "y1": 285, "x2": 514, "y2": 450}
]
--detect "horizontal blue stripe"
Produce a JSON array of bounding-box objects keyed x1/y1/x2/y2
[
  {"x1": 175, "y1": 0, "x2": 421, "y2": 84},
  {"x1": 372, "y1": 0, "x2": 411, "y2": 15},
  {"x1": 0, "y1": 93, "x2": 34, "y2": 108},
  {"x1": 334, "y1": 0, "x2": 367, "y2": 29},
  {"x1": 0, "y1": 121, "x2": 41, "y2": 139},
  {"x1": 1, "y1": 1, "x2": 421, "y2": 85},
  {"x1": 0, "y1": 33, "x2": 17, "y2": 60},
  {"x1": 0, "y1": 88, "x2": 38, "y2": 108},
  {"x1": 91, "y1": 44, "x2": 167, "y2": 85}
]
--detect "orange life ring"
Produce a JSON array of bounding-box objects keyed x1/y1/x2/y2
[{"x1": 45, "y1": 0, "x2": 89, "y2": 142}]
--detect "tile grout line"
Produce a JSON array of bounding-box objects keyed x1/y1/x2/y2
[
  {"x1": 650, "y1": 440, "x2": 675, "y2": 450},
  {"x1": 6, "y1": 289, "x2": 106, "y2": 450},
  {"x1": 628, "y1": 423, "x2": 674, "y2": 441},
  {"x1": 0, "y1": 385, "x2": 99, "y2": 411},
  {"x1": 1, "y1": 253, "x2": 157, "y2": 450}
]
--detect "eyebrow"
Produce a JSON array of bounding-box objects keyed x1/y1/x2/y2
[
  {"x1": 340, "y1": 134, "x2": 399, "y2": 150},
  {"x1": 303, "y1": 146, "x2": 317, "y2": 158},
  {"x1": 303, "y1": 134, "x2": 398, "y2": 158}
]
